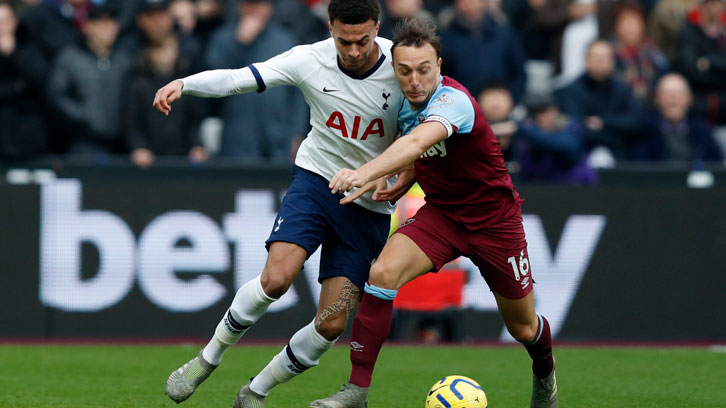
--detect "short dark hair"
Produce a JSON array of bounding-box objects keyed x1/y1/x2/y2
[
  {"x1": 391, "y1": 18, "x2": 441, "y2": 58},
  {"x1": 328, "y1": 0, "x2": 380, "y2": 25}
]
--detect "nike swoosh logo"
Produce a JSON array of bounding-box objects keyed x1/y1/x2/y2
[{"x1": 323, "y1": 87, "x2": 340, "y2": 93}]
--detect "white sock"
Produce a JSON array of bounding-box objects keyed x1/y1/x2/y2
[
  {"x1": 202, "y1": 275, "x2": 276, "y2": 365},
  {"x1": 250, "y1": 320, "x2": 336, "y2": 396}
]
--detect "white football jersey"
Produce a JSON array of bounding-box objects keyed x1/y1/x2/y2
[{"x1": 181, "y1": 37, "x2": 403, "y2": 214}]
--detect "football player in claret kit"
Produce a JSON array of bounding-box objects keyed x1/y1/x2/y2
[
  {"x1": 321, "y1": 18, "x2": 559, "y2": 408},
  {"x1": 152, "y1": 1, "x2": 413, "y2": 407}
]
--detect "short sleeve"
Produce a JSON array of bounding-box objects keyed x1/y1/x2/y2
[{"x1": 424, "y1": 88, "x2": 476, "y2": 137}]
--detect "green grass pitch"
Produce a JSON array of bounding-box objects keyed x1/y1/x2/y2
[{"x1": 1, "y1": 344, "x2": 725, "y2": 407}]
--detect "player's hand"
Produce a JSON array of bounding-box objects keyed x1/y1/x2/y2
[
  {"x1": 373, "y1": 166, "x2": 416, "y2": 202},
  {"x1": 329, "y1": 168, "x2": 368, "y2": 194},
  {"x1": 339, "y1": 177, "x2": 382, "y2": 205},
  {"x1": 153, "y1": 79, "x2": 184, "y2": 116}
]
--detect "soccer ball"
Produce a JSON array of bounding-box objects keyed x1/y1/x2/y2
[{"x1": 425, "y1": 375, "x2": 488, "y2": 408}]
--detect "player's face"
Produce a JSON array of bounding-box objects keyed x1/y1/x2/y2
[
  {"x1": 329, "y1": 19, "x2": 380, "y2": 74},
  {"x1": 392, "y1": 43, "x2": 441, "y2": 109}
]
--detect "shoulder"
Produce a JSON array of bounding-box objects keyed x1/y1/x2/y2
[
  {"x1": 679, "y1": 21, "x2": 702, "y2": 39},
  {"x1": 687, "y1": 114, "x2": 713, "y2": 133},
  {"x1": 307, "y1": 37, "x2": 337, "y2": 56},
  {"x1": 610, "y1": 78, "x2": 635, "y2": 97},
  {"x1": 54, "y1": 45, "x2": 84, "y2": 63},
  {"x1": 112, "y1": 48, "x2": 135, "y2": 64},
  {"x1": 561, "y1": 76, "x2": 589, "y2": 96},
  {"x1": 429, "y1": 78, "x2": 474, "y2": 110},
  {"x1": 425, "y1": 77, "x2": 477, "y2": 133},
  {"x1": 280, "y1": 38, "x2": 335, "y2": 65},
  {"x1": 376, "y1": 36, "x2": 394, "y2": 55}
]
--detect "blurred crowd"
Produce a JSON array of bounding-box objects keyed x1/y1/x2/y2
[{"x1": 0, "y1": 0, "x2": 724, "y2": 182}]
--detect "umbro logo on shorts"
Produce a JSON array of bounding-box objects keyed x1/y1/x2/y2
[{"x1": 399, "y1": 218, "x2": 416, "y2": 228}]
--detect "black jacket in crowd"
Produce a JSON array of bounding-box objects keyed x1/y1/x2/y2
[
  {"x1": 677, "y1": 20, "x2": 726, "y2": 125},
  {"x1": 46, "y1": 42, "x2": 134, "y2": 154},
  {"x1": 0, "y1": 33, "x2": 48, "y2": 158},
  {"x1": 557, "y1": 73, "x2": 642, "y2": 158},
  {"x1": 124, "y1": 55, "x2": 203, "y2": 155}
]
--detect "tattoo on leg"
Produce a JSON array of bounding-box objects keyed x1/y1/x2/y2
[{"x1": 315, "y1": 281, "x2": 361, "y2": 331}]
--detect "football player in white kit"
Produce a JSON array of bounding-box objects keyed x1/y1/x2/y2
[{"x1": 152, "y1": 1, "x2": 411, "y2": 407}]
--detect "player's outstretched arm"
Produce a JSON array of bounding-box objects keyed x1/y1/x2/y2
[
  {"x1": 329, "y1": 121, "x2": 447, "y2": 194},
  {"x1": 153, "y1": 79, "x2": 184, "y2": 116}
]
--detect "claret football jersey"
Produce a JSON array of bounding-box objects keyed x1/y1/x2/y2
[
  {"x1": 397, "y1": 76, "x2": 523, "y2": 229},
  {"x1": 182, "y1": 37, "x2": 403, "y2": 214}
]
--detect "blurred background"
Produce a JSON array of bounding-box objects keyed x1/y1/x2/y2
[{"x1": 0, "y1": 0, "x2": 725, "y2": 345}]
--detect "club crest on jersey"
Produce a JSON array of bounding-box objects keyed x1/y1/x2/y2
[
  {"x1": 430, "y1": 93, "x2": 454, "y2": 109},
  {"x1": 381, "y1": 89, "x2": 391, "y2": 110},
  {"x1": 417, "y1": 114, "x2": 426, "y2": 125}
]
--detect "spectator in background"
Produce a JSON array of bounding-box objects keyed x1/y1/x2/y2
[
  {"x1": 648, "y1": 0, "x2": 699, "y2": 63},
  {"x1": 557, "y1": 40, "x2": 641, "y2": 160},
  {"x1": 517, "y1": 94, "x2": 597, "y2": 184},
  {"x1": 125, "y1": 35, "x2": 207, "y2": 168},
  {"x1": 612, "y1": 3, "x2": 670, "y2": 102},
  {"x1": 596, "y1": 0, "x2": 664, "y2": 39},
  {"x1": 119, "y1": 0, "x2": 202, "y2": 71},
  {"x1": 439, "y1": 0, "x2": 527, "y2": 102},
  {"x1": 0, "y1": 0, "x2": 39, "y2": 18},
  {"x1": 634, "y1": 73, "x2": 723, "y2": 161},
  {"x1": 168, "y1": 0, "x2": 197, "y2": 36},
  {"x1": 477, "y1": 86, "x2": 518, "y2": 161},
  {"x1": 19, "y1": 0, "x2": 93, "y2": 152},
  {"x1": 596, "y1": 0, "x2": 629, "y2": 40},
  {"x1": 272, "y1": 0, "x2": 329, "y2": 43},
  {"x1": 0, "y1": 2, "x2": 48, "y2": 159},
  {"x1": 500, "y1": 0, "x2": 532, "y2": 37},
  {"x1": 205, "y1": 0, "x2": 307, "y2": 161},
  {"x1": 526, "y1": 0, "x2": 579, "y2": 73},
  {"x1": 19, "y1": 0, "x2": 88, "y2": 60},
  {"x1": 47, "y1": 4, "x2": 133, "y2": 154},
  {"x1": 193, "y1": 0, "x2": 225, "y2": 48},
  {"x1": 557, "y1": 0, "x2": 598, "y2": 87},
  {"x1": 378, "y1": 0, "x2": 436, "y2": 40},
  {"x1": 677, "y1": 0, "x2": 726, "y2": 126}
]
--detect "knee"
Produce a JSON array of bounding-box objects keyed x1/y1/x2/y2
[
  {"x1": 315, "y1": 312, "x2": 348, "y2": 341},
  {"x1": 368, "y1": 261, "x2": 400, "y2": 290},
  {"x1": 506, "y1": 321, "x2": 539, "y2": 344},
  {"x1": 260, "y1": 268, "x2": 294, "y2": 299}
]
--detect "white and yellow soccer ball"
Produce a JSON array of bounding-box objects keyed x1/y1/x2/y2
[{"x1": 425, "y1": 375, "x2": 488, "y2": 408}]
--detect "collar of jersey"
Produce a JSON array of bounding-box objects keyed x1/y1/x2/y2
[{"x1": 337, "y1": 52, "x2": 387, "y2": 80}]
